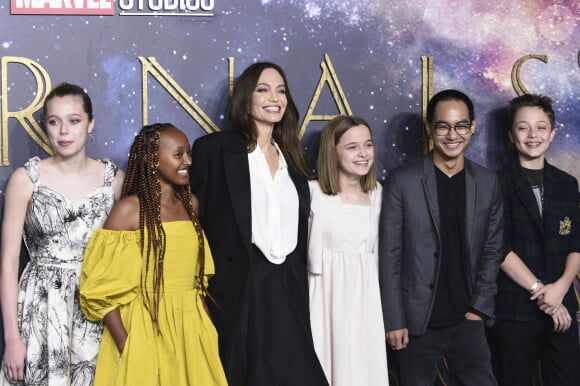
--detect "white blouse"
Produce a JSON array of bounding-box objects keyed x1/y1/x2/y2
[{"x1": 248, "y1": 142, "x2": 299, "y2": 264}]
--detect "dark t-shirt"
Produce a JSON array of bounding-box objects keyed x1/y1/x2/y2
[{"x1": 428, "y1": 167, "x2": 470, "y2": 329}]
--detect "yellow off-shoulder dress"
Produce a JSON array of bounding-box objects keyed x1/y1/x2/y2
[{"x1": 80, "y1": 221, "x2": 227, "y2": 386}]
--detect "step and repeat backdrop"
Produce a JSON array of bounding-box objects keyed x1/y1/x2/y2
[{"x1": 1, "y1": 0, "x2": 579, "y2": 335}]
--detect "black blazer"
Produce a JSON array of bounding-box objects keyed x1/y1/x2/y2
[
  {"x1": 495, "y1": 159, "x2": 580, "y2": 321},
  {"x1": 189, "y1": 130, "x2": 311, "y2": 344}
]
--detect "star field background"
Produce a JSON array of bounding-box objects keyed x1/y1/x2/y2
[{"x1": 0, "y1": 0, "x2": 578, "y2": 216}]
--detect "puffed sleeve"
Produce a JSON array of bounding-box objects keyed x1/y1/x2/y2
[{"x1": 80, "y1": 228, "x2": 142, "y2": 322}]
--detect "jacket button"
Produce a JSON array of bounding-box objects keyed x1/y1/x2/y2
[
  {"x1": 434, "y1": 252, "x2": 439, "y2": 259},
  {"x1": 227, "y1": 256, "x2": 233, "y2": 262},
  {"x1": 428, "y1": 283, "x2": 434, "y2": 289}
]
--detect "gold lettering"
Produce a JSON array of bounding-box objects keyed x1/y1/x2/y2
[
  {"x1": 228, "y1": 56, "x2": 235, "y2": 97},
  {"x1": 139, "y1": 56, "x2": 220, "y2": 133},
  {"x1": 298, "y1": 53, "x2": 352, "y2": 138},
  {"x1": 511, "y1": 54, "x2": 548, "y2": 96},
  {"x1": 421, "y1": 55, "x2": 434, "y2": 154},
  {"x1": 1, "y1": 56, "x2": 53, "y2": 166}
]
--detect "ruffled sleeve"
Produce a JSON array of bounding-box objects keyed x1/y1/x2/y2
[{"x1": 80, "y1": 228, "x2": 142, "y2": 322}]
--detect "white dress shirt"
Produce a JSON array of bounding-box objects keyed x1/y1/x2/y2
[{"x1": 248, "y1": 141, "x2": 299, "y2": 264}]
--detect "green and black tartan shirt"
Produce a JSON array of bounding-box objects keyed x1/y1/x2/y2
[{"x1": 495, "y1": 158, "x2": 580, "y2": 321}]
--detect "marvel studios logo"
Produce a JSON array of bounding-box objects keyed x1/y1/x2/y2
[
  {"x1": 119, "y1": 0, "x2": 214, "y2": 17},
  {"x1": 10, "y1": 0, "x2": 214, "y2": 17},
  {"x1": 11, "y1": 0, "x2": 114, "y2": 15}
]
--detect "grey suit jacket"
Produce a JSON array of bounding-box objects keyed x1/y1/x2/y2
[{"x1": 379, "y1": 153, "x2": 503, "y2": 336}]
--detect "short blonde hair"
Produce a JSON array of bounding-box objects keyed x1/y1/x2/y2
[{"x1": 316, "y1": 115, "x2": 377, "y2": 195}]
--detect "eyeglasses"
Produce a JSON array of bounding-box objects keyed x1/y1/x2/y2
[{"x1": 432, "y1": 121, "x2": 472, "y2": 136}]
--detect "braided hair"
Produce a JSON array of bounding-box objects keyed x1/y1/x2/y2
[{"x1": 122, "y1": 123, "x2": 207, "y2": 325}]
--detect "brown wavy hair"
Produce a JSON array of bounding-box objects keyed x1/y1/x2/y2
[
  {"x1": 121, "y1": 123, "x2": 207, "y2": 324},
  {"x1": 507, "y1": 93, "x2": 555, "y2": 132},
  {"x1": 226, "y1": 62, "x2": 311, "y2": 178}
]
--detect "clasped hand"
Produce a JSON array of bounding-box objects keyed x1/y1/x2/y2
[{"x1": 530, "y1": 281, "x2": 571, "y2": 332}]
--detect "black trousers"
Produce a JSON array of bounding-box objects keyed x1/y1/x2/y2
[
  {"x1": 488, "y1": 315, "x2": 580, "y2": 386},
  {"x1": 395, "y1": 319, "x2": 497, "y2": 386}
]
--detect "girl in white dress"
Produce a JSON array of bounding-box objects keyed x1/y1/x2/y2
[{"x1": 308, "y1": 115, "x2": 389, "y2": 386}]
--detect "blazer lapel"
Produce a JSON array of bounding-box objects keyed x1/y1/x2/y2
[
  {"x1": 464, "y1": 160, "x2": 477, "y2": 251},
  {"x1": 223, "y1": 137, "x2": 253, "y2": 258},
  {"x1": 542, "y1": 162, "x2": 559, "y2": 233},
  {"x1": 421, "y1": 154, "x2": 441, "y2": 240},
  {"x1": 286, "y1": 160, "x2": 309, "y2": 227}
]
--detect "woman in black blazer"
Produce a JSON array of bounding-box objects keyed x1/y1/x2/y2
[{"x1": 190, "y1": 62, "x2": 328, "y2": 386}]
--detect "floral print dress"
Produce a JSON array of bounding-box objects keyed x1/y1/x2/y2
[{"x1": 0, "y1": 156, "x2": 118, "y2": 386}]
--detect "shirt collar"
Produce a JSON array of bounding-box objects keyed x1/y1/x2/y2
[{"x1": 248, "y1": 140, "x2": 287, "y2": 170}]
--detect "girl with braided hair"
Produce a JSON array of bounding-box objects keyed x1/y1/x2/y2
[{"x1": 79, "y1": 123, "x2": 227, "y2": 386}]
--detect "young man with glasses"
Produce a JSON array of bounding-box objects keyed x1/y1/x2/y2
[{"x1": 379, "y1": 89, "x2": 502, "y2": 385}]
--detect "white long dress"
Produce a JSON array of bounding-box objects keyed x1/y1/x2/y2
[{"x1": 307, "y1": 181, "x2": 389, "y2": 386}]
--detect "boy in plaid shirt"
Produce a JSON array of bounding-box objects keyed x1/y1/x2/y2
[{"x1": 488, "y1": 94, "x2": 580, "y2": 386}]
